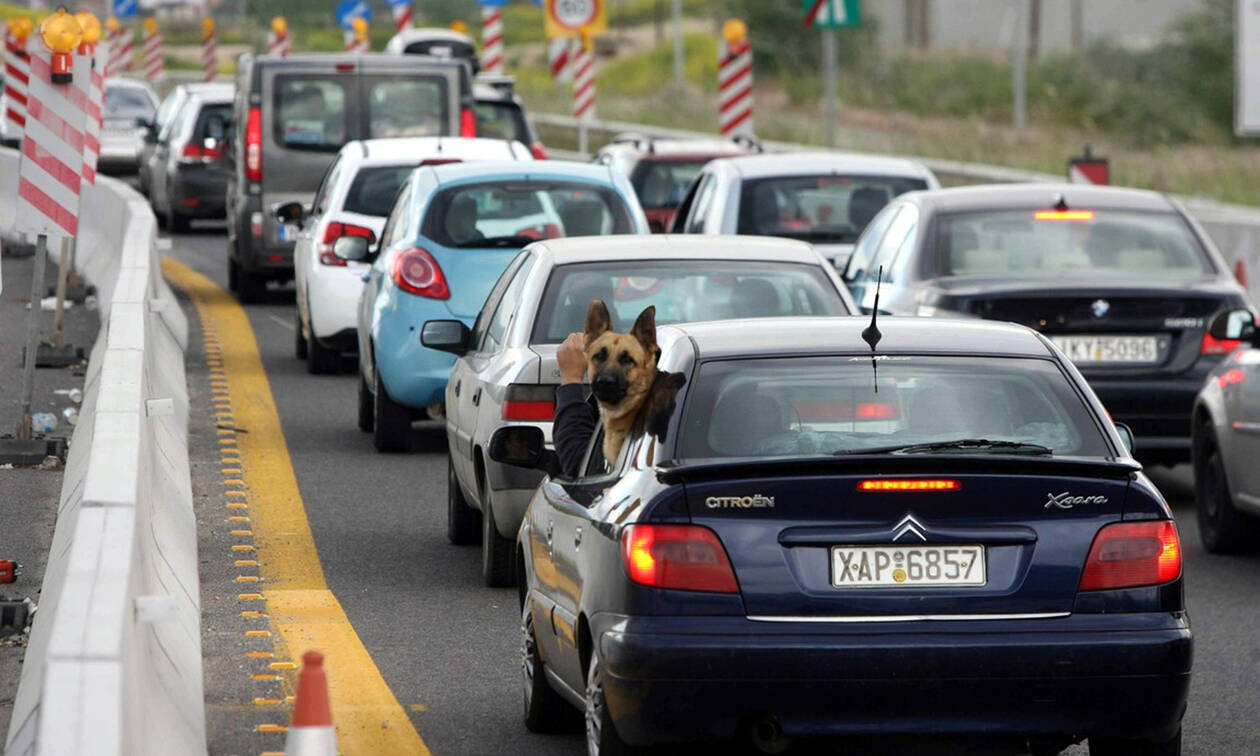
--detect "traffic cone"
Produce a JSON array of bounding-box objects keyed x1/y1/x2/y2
[{"x1": 285, "y1": 650, "x2": 336, "y2": 756}]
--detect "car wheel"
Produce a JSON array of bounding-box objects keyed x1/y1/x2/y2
[
  {"x1": 1090, "y1": 728, "x2": 1181, "y2": 756},
  {"x1": 482, "y1": 483, "x2": 515, "y2": 587},
  {"x1": 585, "y1": 653, "x2": 642, "y2": 756},
  {"x1": 294, "y1": 311, "x2": 308, "y2": 359},
  {"x1": 372, "y1": 364, "x2": 412, "y2": 453},
  {"x1": 522, "y1": 603, "x2": 578, "y2": 733},
  {"x1": 1194, "y1": 431, "x2": 1260, "y2": 554},
  {"x1": 307, "y1": 333, "x2": 340, "y2": 375},
  {"x1": 447, "y1": 457, "x2": 480, "y2": 545},
  {"x1": 357, "y1": 372, "x2": 374, "y2": 433}
]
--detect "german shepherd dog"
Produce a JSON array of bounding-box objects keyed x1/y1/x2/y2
[{"x1": 584, "y1": 299, "x2": 686, "y2": 464}]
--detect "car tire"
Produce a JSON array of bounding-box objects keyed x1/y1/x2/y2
[
  {"x1": 447, "y1": 458, "x2": 480, "y2": 545},
  {"x1": 482, "y1": 483, "x2": 515, "y2": 587},
  {"x1": 372, "y1": 365, "x2": 412, "y2": 453},
  {"x1": 295, "y1": 311, "x2": 308, "y2": 360},
  {"x1": 357, "y1": 373, "x2": 374, "y2": 433},
  {"x1": 585, "y1": 653, "x2": 643, "y2": 756},
  {"x1": 1089, "y1": 728, "x2": 1181, "y2": 756},
  {"x1": 521, "y1": 603, "x2": 579, "y2": 733},
  {"x1": 307, "y1": 333, "x2": 340, "y2": 375},
  {"x1": 1194, "y1": 430, "x2": 1260, "y2": 554}
]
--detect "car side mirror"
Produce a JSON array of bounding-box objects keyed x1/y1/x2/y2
[
  {"x1": 488, "y1": 426, "x2": 561, "y2": 477},
  {"x1": 420, "y1": 319, "x2": 471, "y2": 356},
  {"x1": 1113, "y1": 422, "x2": 1135, "y2": 457},
  {"x1": 275, "y1": 201, "x2": 306, "y2": 224},
  {"x1": 1208, "y1": 308, "x2": 1257, "y2": 344},
  {"x1": 332, "y1": 234, "x2": 371, "y2": 262}
]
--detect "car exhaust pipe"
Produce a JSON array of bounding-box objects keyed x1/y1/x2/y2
[{"x1": 748, "y1": 715, "x2": 791, "y2": 754}]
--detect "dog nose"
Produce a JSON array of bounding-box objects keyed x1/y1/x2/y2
[{"x1": 594, "y1": 373, "x2": 619, "y2": 390}]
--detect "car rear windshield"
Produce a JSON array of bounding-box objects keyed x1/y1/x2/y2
[
  {"x1": 364, "y1": 75, "x2": 449, "y2": 138},
  {"x1": 195, "y1": 104, "x2": 232, "y2": 141},
  {"x1": 274, "y1": 75, "x2": 450, "y2": 151},
  {"x1": 737, "y1": 174, "x2": 928, "y2": 243},
  {"x1": 343, "y1": 165, "x2": 415, "y2": 217},
  {"x1": 474, "y1": 100, "x2": 530, "y2": 144},
  {"x1": 680, "y1": 355, "x2": 1109, "y2": 460},
  {"x1": 531, "y1": 260, "x2": 846, "y2": 344},
  {"x1": 631, "y1": 160, "x2": 708, "y2": 209},
  {"x1": 421, "y1": 180, "x2": 634, "y2": 248},
  {"x1": 275, "y1": 77, "x2": 349, "y2": 151},
  {"x1": 935, "y1": 208, "x2": 1214, "y2": 279},
  {"x1": 105, "y1": 86, "x2": 155, "y2": 115}
]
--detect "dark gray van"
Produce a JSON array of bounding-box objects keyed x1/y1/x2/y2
[{"x1": 225, "y1": 53, "x2": 475, "y2": 301}]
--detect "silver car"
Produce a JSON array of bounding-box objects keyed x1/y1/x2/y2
[
  {"x1": 140, "y1": 81, "x2": 234, "y2": 198},
  {"x1": 1191, "y1": 307, "x2": 1260, "y2": 553},
  {"x1": 421, "y1": 235, "x2": 858, "y2": 586},
  {"x1": 100, "y1": 77, "x2": 159, "y2": 174},
  {"x1": 670, "y1": 152, "x2": 940, "y2": 269}
]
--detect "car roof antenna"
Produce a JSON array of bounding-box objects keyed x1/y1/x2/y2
[{"x1": 861, "y1": 265, "x2": 883, "y2": 392}]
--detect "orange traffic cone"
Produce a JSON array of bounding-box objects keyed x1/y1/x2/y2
[{"x1": 285, "y1": 650, "x2": 336, "y2": 756}]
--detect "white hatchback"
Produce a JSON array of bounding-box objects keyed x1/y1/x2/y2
[{"x1": 280, "y1": 136, "x2": 533, "y2": 373}]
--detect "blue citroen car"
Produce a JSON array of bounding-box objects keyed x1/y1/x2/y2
[
  {"x1": 492, "y1": 317, "x2": 1191, "y2": 756},
  {"x1": 346, "y1": 161, "x2": 648, "y2": 452}
]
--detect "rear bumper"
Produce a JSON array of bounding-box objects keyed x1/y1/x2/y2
[
  {"x1": 170, "y1": 168, "x2": 228, "y2": 218},
  {"x1": 1088, "y1": 371, "x2": 1215, "y2": 463},
  {"x1": 593, "y1": 613, "x2": 1191, "y2": 745}
]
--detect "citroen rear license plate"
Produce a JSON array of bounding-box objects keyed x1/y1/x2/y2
[
  {"x1": 1050, "y1": 335, "x2": 1159, "y2": 364},
  {"x1": 832, "y1": 545, "x2": 985, "y2": 588}
]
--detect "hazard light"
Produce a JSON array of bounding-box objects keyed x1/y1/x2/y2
[{"x1": 858, "y1": 479, "x2": 961, "y2": 492}]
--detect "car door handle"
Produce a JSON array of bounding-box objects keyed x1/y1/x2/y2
[
  {"x1": 573, "y1": 526, "x2": 582, "y2": 550},
  {"x1": 472, "y1": 387, "x2": 481, "y2": 406},
  {"x1": 454, "y1": 379, "x2": 461, "y2": 397}
]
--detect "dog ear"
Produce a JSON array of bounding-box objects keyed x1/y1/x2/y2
[
  {"x1": 630, "y1": 306, "x2": 657, "y2": 354},
  {"x1": 585, "y1": 298, "x2": 612, "y2": 346}
]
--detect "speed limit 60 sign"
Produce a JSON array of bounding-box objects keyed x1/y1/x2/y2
[{"x1": 545, "y1": 0, "x2": 607, "y2": 38}]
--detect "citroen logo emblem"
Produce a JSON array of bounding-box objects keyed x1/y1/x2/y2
[
  {"x1": 1091, "y1": 299, "x2": 1110, "y2": 318},
  {"x1": 891, "y1": 514, "x2": 928, "y2": 542}
]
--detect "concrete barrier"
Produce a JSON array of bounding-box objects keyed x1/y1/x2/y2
[{"x1": 2, "y1": 147, "x2": 204, "y2": 756}]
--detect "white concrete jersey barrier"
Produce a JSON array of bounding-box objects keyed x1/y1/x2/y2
[
  {"x1": 1, "y1": 146, "x2": 205, "y2": 756},
  {"x1": 533, "y1": 112, "x2": 1260, "y2": 304}
]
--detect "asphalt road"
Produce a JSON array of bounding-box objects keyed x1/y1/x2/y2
[{"x1": 166, "y1": 222, "x2": 1260, "y2": 756}]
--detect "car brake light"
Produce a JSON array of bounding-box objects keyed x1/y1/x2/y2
[
  {"x1": 317, "y1": 222, "x2": 375, "y2": 266},
  {"x1": 620, "y1": 524, "x2": 739, "y2": 593},
  {"x1": 420, "y1": 158, "x2": 462, "y2": 166},
  {"x1": 245, "y1": 107, "x2": 262, "y2": 182},
  {"x1": 1201, "y1": 332, "x2": 1243, "y2": 355},
  {"x1": 858, "y1": 479, "x2": 961, "y2": 491},
  {"x1": 179, "y1": 143, "x2": 220, "y2": 163},
  {"x1": 1079, "y1": 520, "x2": 1181, "y2": 591},
  {"x1": 855, "y1": 402, "x2": 899, "y2": 420},
  {"x1": 392, "y1": 248, "x2": 450, "y2": 299},
  {"x1": 1034, "y1": 210, "x2": 1095, "y2": 221},
  {"x1": 503, "y1": 384, "x2": 555, "y2": 420},
  {"x1": 530, "y1": 141, "x2": 549, "y2": 160},
  {"x1": 460, "y1": 107, "x2": 477, "y2": 137},
  {"x1": 335, "y1": 62, "x2": 356, "y2": 73}
]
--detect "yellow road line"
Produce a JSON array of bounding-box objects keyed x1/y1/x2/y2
[{"x1": 163, "y1": 258, "x2": 430, "y2": 756}]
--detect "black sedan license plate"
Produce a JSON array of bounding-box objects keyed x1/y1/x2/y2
[{"x1": 832, "y1": 545, "x2": 986, "y2": 588}]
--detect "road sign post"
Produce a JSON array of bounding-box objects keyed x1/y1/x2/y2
[
  {"x1": 1067, "y1": 145, "x2": 1109, "y2": 185},
  {"x1": 142, "y1": 16, "x2": 164, "y2": 82},
  {"x1": 572, "y1": 32, "x2": 596, "y2": 155},
  {"x1": 388, "y1": 0, "x2": 413, "y2": 34},
  {"x1": 803, "y1": 0, "x2": 859, "y2": 148}
]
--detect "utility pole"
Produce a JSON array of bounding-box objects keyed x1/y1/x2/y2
[
  {"x1": 1012, "y1": 0, "x2": 1028, "y2": 129},
  {"x1": 1071, "y1": 0, "x2": 1084, "y2": 52},
  {"x1": 1029, "y1": 0, "x2": 1041, "y2": 60},
  {"x1": 672, "y1": 0, "x2": 683, "y2": 83}
]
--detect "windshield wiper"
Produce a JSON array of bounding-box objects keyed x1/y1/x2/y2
[
  {"x1": 455, "y1": 234, "x2": 539, "y2": 248},
  {"x1": 833, "y1": 438, "x2": 1053, "y2": 456}
]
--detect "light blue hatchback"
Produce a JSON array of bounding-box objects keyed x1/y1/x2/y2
[{"x1": 352, "y1": 160, "x2": 649, "y2": 452}]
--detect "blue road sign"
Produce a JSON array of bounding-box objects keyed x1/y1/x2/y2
[
  {"x1": 112, "y1": 0, "x2": 138, "y2": 19},
  {"x1": 335, "y1": 0, "x2": 372, "y2": 30}
]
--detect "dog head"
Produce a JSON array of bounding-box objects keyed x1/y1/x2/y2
[{"x1": 583, "y1": 299, "x2": 659, "y2": 418}]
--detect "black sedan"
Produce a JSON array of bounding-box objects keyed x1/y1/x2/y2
[
  {"x1": 841, "y1": 183, "x2": 1252, "y2": 466},
  {"x1": 494, "y1": 316, "x2": 1190, "y2": 756}
]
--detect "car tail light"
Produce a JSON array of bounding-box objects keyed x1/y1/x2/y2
[
  {"x1": 1079, "y1": 521, "x2": 1181, "y2": 591},
  {"x1": 1201, "y1": 332, "x2": 1243, "y2": 355},
  {"x1": 460, "y1": 107, "x2": 477, "y2": 137},
  {"x1": 503, "y1": 384, "x2": 555, "y2": 420},
  {"x1": 392, "y1": 248, "x2": 450, "y2": 299},
  {"x1": 1033, "y1": 209, "x2": 1095, "y2": 221},
  {"x1": 420, "y1": 158, "x2": 462, "y2": 166},
  {"x1": 855, "y1": 401, "x2": 899, "y2": 420},
  {"x1": 179, "y1": 143, "x2": 220, "y2": 163},
  {"x1": 530, "y1": 141, "x2": 549, "y2": 160},
  {"x1": 245, "y1": 107, "x2": 262, "y2": 182},
  {"x1": 317, "y1": 222, "x2": 375, "y2": 266},
  {"x1": 620, "y1": 524, "x2": 739, "y2": 593},
  {"x1": 335, "y1": 62, "x2": 356, "y2": 73},
  {"x1": 858, "y1": 479, "x2": 961, "y2": 491}
]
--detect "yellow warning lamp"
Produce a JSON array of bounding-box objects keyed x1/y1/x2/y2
[
  {"x1": 106, "y1": 16, "x2": 119, "y2": 35},
  {"x1": 271, "y1": 16, "x2": 287, "y2": 38},
  {"x1": 722, "y1": 18, "x2": 748, "y2": 47},
  {"x1": 144, "y1": 17, "x2": 158, "y2": 35},
  {"x1": 202, "y1": 17, "x2": 215, "y2": 42},
  {"x1": 449, "y1": 19, "x2": 468, "y2": 35},
  {"x1": 579, "y1": 27, "x2": 593, "y2": 52},
  {"x1": 74, "y1": 11, "x2": 101, "y2": 55},
  {"x1": 39, "y1": 9, "x2": 82, "y2": 83},
  {"x1": 8, "y1": 17, "x2": 34, "y2": 43},
  {"x1": 352, "y1": 16, "x2": 368, "y2": 43}
]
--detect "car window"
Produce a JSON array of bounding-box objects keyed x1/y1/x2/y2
[
  {"x1": 195, "y1": 103, "x2": 232, "y2": 141},
  {"x1": 474, "y1": 100, "x2": 530, "y2": 143},
  {"x1": 681, "y1": 355, "x2": 1110, "y2": 460},
  {"x1": 343, "y1": 165, "x2": 417, "y2": 217},
  {"x1": 934, "y1": 208, "x2": 1215, "y2": 279},
  {"x1": 364, "y1": 75, "x2": 450, "y2": 138},
  {"x1": 630, "y1": 160, "x2": 708, "y2": 210},
  {"x1": 736, "y1": 174, "x2": 928, "y2": 244},
  {"x1": 531, "y1": 260, "x2": 848, "y2": 344},
  {"x1": 421, "y1": 180, "x2": 635, "y2": 248},
  {"x1": 166, "y1": 100, "x2": 198, "y2": 142},
  {"x1": 868, "y1": 203, "x2": 919, "y2": 282},
  {"x1": 844, "y1": 203, "x2": 901, "y2": 282},
  {"x1": 106, "y1": 85, "x2": 155, "y2": 114},
  {"x1": 380, "y1": 181, "x2": 413, "y2": 248},
  {"x1": 274, "y1": 76, "x2": 348, "y2": 151},
  {"x1": 471, "y1": 252, "x2": 529, "y2": 353},
  {"x1": 685, "y1": 174, "x2": 716, "y2": 233},
  {"x1": 310, "y1": 157, "x2": 343, "y2": 217},
  {"x1": 481, "y1": 255, "x2": 535, "y2": 353}
]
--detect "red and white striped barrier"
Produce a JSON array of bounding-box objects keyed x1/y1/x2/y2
[
  {"x1": 201, "y1": 19, "x2": 217, "y2": 82},
  {"x1": 142, "y1": 21, "x2": 164, "y2": 84},
  {"x1": 718, "y1": 36, "x2": 753, "y2": 136},
  {"x1": 16, "y1": 44, "x2": 89, "y2": 239},
  {"x1": 548, "y1": 37, "x2": 574, "y2": 82},
  {"x1": 81, "y1": 52, "x2": 104, "y2": 186},
  {"x1": 345, "y1": 18, "x2": 370, "y2": 55},
  {"x1": 480, "y1": 5, "x2": 504, "y2": 73},
  {"x1": 3, "y1": 27, "x2": 31, "y2": 132},
  {"x1": 267, "y1": 31, "x2": 289, "y2": 56},
  {"x1": 106, "y1": 25, "x2": 134, "y2": 77},
  {"x1": 572, "y1": 44, "x2": 595, "y2": 122},
  {"x1": 392, "y1": 2, "x2": 413, "y2": 33}
]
